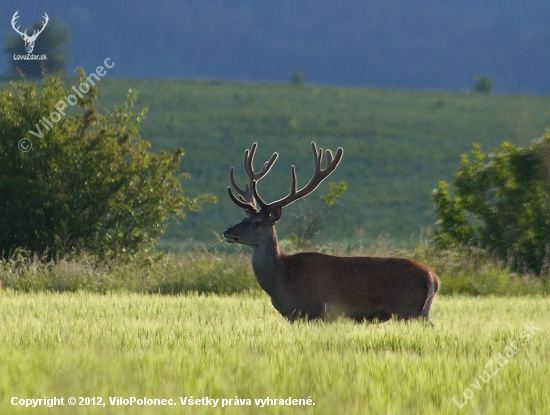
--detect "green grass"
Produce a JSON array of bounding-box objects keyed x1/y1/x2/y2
[
  {"x1": 0, "y1": 291, "x2": 548, "y2": 414},
  {"x1": 2, "y1": 73, "x2": 549, "y2": 414},
  {"x1": 2, "y1": 244, "x2": 548, "y2": 296},
  {"x1": 4, "y1": 77, "x2": 550, "y2": 244},
  {"x1": 104, "y1": 80, "x2": 550, "y2": 245},
  {"x1": 0, "y1": 247, "x2": 256, "y2": 295}
]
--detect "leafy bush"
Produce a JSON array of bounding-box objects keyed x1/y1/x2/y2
[
  {"x1": 472, "y1": 76, "x2": 494, "y2": 94},
  {"x1": 289, "y1": 70, "x2": 306, "y2": 86},
  {"x1": 286, "y1": 181, "x2": 347, "y2": 249},
  {"x1": 0, "y1": 248, "x2": 257, "y2": 295},
  {"x1": 1, "y1": 244, "x2": 547, "y2": 296},
  {"x1": 0, "y1": 71, "x2": 214, "y2": 259},
  {"x1": 432, "y1": 131, "x2": 550, "y2": 275}
]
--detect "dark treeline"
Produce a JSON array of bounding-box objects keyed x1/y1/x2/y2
[{"x1": 1, "y1": 0, "x2": 550, "y2": 94}]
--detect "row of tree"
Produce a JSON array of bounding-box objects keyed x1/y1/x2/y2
[
  {"x1": 2, "y1": 68, "x2": 549, "y2": 275},
  {"x1": 1, "y1": 16, "x2": 549, "y2": 274}
]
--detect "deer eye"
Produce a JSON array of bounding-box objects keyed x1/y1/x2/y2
[{"x1": 253, "y1": 220, "x2": 262, "y2": 227}]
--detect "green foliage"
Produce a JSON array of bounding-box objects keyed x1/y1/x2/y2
[
  {"x1": 0, "y1": 248, "x2": 254, "y2": 295},
  {"x1": 320, "y1": 181, "x2": 348, "y2": 206},
  {"x1": 5, "y1": 78, "x2": 550, "y2": 244},
  {"x1": 2, "y1": 242, "x2": 548, "y2": 297},
  {"x1": 289, "y1": 70, "x2": 306, "y2": 86},
  {"x1": 472, "y1": 76, "x2": 494, "y2": 94},
  {"x1": 4, "y1": 16, "x2": 70, "y2": 76},
  {"x1": 96, "y1": 79, "x2": 550, "y2": 245},
  {"x1": 0, "y1": 71, "x2": 214, "y2": 259},
  {"x1": 432, "y1": 132, "x2": 550, "y2": 275},
  {"x1": 288, "y1": 181, "x2": 347, "y2": 249}
]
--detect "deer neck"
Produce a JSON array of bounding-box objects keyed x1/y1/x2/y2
[{"x1": 250, "y1": 227, "x2": 285, "y2": 295}]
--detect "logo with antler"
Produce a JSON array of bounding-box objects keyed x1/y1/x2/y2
[{"x1": 11, "y1": 10, "x2": 49, "y2": 54}]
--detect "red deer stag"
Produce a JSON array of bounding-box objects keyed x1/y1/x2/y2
[{"x1": 223, "y1": 142, "x2": 439, "y2": 323}]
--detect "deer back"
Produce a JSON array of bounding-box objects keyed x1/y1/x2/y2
[{"x1": 274, "y1": 252, "x2": 439, "y2": 321}]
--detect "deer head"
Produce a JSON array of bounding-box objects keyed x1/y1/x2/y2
[
  {"x1": 224, "y1": 142, "x2": 343, "y2": 246},
  {"x1": 11, "y1": 11, "x2": 49, "y2": 54}
]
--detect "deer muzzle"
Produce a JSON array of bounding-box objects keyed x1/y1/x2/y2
[{"x1": 223, "y1": 228, "x2": 239, "y2": 243}]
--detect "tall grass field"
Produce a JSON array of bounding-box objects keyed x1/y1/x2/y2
[
  {"x1": 0, "y1": 290, "x2": 548, "y2": 415},
  {"x1": 2, "y1": 77, "x2": 550, "y2": 415}
]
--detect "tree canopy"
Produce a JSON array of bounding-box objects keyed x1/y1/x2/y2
[
  {"x1": 432, "y1": 132, "x2": 550, "y2": 275},
  {"x1": 0, "y1": 70, "x2": 214, "y2": 259}
]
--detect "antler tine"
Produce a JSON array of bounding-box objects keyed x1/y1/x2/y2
[
  {"x1": 12, "y1": 11, "x2": 49, "y2": 40},
  {"x1": 244, "y1": 143, "x2": 278, "y2": 181},
  {"x1": 11, "y1": 11, "x2": 24, "y2": 36},
  {"x1": 252, "y1": 180, "x2": 269, "y2": 211},
  {"x1": 229, "y1": 147, "x2": 255, "y2": 207},
  {"x1": 325, "y1": 148, "x2": 334, "y2": 166},
  {"x1": 227, "y1": 187, "x2": 257, "y2": 213},
  {"x1": 260, "y1": 142, "x2": 344, "y2": 213},
  {"x1": 229, "y1": 167, "x2": 247, "y2": 197},
  {"x1": 243, "y1": 146, "x2": 253, "y2": 180},
  {"x1": 258, "y1": 154, "x2": 278, "y2": 177},
  {"x1": 32, "y1": 13, "x2": 49, "y2": 37},
  {"x1": 228, "y1": 143, "x2": 278, "y2": 211},
  {"x1": 312, "y1": 142, "x2": 321, "y2": 171}
]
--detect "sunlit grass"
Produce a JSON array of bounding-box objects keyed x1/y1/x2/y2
[
  {"x1": 1, "y1": 244, "x2": 548, "y2": 296},
  {"x1": 0, "y1": 291, "x2": 548, "y2": 414}
]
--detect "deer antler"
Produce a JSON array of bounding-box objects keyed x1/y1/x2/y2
[
  {"x1": 30, "y1": 13, "x2": 49, "y2": 40},
  {"x1": 11, "y1": 11, "x2": 49, "y2": 41},
  {"x1": 255, "y1": 142, "x2": 343, "y2": 213},
  {"x1": 228, "y1": 143, "x2": 278, "y2": 212},
  {"x1": 11, "y1": 11, "x2": 25, "y2": 37}
]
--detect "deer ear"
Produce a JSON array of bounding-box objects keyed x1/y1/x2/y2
[
  {"x1": 269, "y1": 207, "x2": 282, "y2": 222},
  {"x1": 243, "y1": 208, "x2": 254, "y2": 217}
]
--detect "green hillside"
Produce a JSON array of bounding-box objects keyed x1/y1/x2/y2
[{"x1": 5, "y1": 77, "x2": 550, "y2": 246}]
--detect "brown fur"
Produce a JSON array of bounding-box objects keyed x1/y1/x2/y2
[
  {"x1": 279, "y1": 253, "x2": 439, "y2": 322},
  {"x1": 224, "y1": 142, "x2": 440, "y2": 323},
  {"x1": 224, "y1": 218, "x2": 440, "y2": 323}
]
